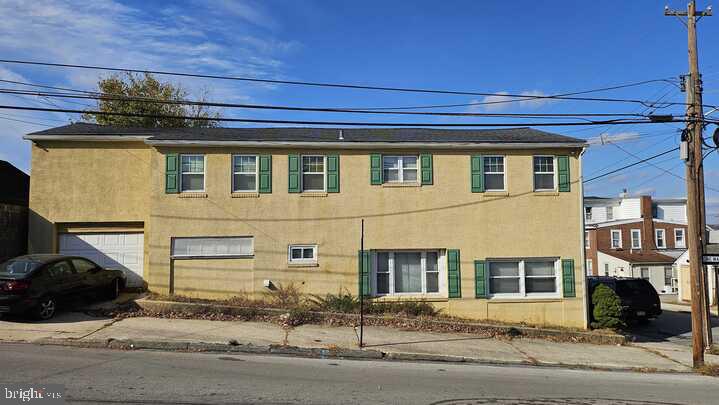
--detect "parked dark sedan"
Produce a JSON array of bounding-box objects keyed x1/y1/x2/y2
[
  {"x1": 0, "y1": 254, "x2": 126, "y2": 320},
  {"x1": 588, "y1": 276, "x2": 662, "y2": 322}
]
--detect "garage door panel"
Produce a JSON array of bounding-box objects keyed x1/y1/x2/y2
[{"x1": 58, "y1": 232, "x2": 144, "y2": 288}]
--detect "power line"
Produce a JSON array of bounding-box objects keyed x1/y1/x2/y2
[
  {"x1": 0, "y1": 104, "x2": 682, "y2": 127},
  {"x1": 0, "y1": 59, "x2": 702, "y2": 109},
  {"x1": 583, "y1": 147, "x2": 680, "y2": 183},
  {"x1": 0, "y1": 88, "x2": 652, "y2": 120}
]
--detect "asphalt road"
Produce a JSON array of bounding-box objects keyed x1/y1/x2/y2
[{"x1": 1, "y1": 343, "x2": 717, "y2": 405}]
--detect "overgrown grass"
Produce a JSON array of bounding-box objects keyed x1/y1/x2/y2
[
  {"x1": 263, "y1": 282, "x2": 304, "y2": 308},
  {"x1": 309, "y1": 290, "x2": 438, "y2": 317},
  {"x1": 696, "y1": 364, "x2": 719, "y2": 377}
]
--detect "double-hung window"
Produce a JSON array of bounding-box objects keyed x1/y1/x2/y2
[
  {"x1": 631, "y1": 229, "x2": 641, "y2": 249},
  {"x1": 232, "y1": 155, "x2": 258, "y2": 192},
  {"x1": 533, "y1": 156, "x2": 556, "y2": 191},
  {"x1": 611, "y1": 229, "x2": 622, "y2": 249},
  {"x1": 674, "y1": 228, "x2": 686, "y2": 248},
  {"x1": 664, "y1": 266, "x2": 674, "y2": 287},
  {"x1": 488, "y1": 258, "x2": 559, "y2": 297},
  {"x1": 655, "y1": 229, "x2": 666, "y2": 249},
  {"x1": 382, "y1": 156, "x2": 418, "y2": 183},
  {"x1": 606, "y1": 206, "x2": 614, "y2": 221},
  {"x1": 302, "y1": 155, "x2": 325, "y2": 192},
  {"x1": 180, "y1": 154, "x2": 205, "y2": 192},
  {"x1": 640, "y1": 267, "x2": 650, "y2": 280},
  {"x1": 483, "y1": 156, "x2": 505, "y2": 191},
  {"x1": 585, "y1": 232, "x2": 590, "y2": 249},
  {"x1": 585, "y1": 207, "x2": 592, "y2": 221},
  {"x1": 288, "y1": 244, "x2": 317, "y2": 265},
  {"x1": 585, "y1": 259, "x2": 593, "y2": 276},
  {"x1": 375, "y1": 251, "x2": 441, "y2": 295}
]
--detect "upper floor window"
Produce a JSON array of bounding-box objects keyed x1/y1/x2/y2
[
  {"x1": 483, "y1": 156, "x2": 505, "y2": 191},
  {"x1": 232, "y1": 155, "x2": 258, "y2": 192},
  {"x1": 675, "y1": 228, "x2": 686, "y2": 248},
  {"x1": 611, "y1": 229, "x2": 622, "y2": 249},
  {"x1": 585, "y1": 232, "x2": 590, "y2": 248},
  {"x1": 631, "y1": 229, "x2": 641, "y2": 249},
  {"x1": 383, "y1": 155, "x2": 418, "y2": 183},
  {"x1": 606, "y1": 207, "x2": 614, "y2": 221},
  {"x1": 488, "y1": 258, "x2": 559, "y2": 297},
  {"x1": 302, "y1": 155, "x2": 326, "y2": 192},
  {"x1": 180, "y1": 154, "x2": 205, "y2": 192},
  {"x1": 533, "y1": 156, "x2": 555, "y2": 191},
  {"x1": 585, "y1": 207, "x2": 592, "y2": 221},
  {"x1": 655, "y1": 229, "x2": 666, "y2": 249}
]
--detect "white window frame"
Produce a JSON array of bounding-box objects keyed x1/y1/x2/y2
[
  {"x1": 301, "y1": 155, "x2": 326, "y2": 192},
  {"x1": 611, "y1": 229, "x2": 622, "y2": 249},
  {"x1": 170, "y1": 236, "x2": 254, "y2": 259},
  {"x1": 585, "y1": 232, "x2": 590, "y2": 249},
  {"x1": 640, "y1": 267, "x2": 650, "y2": 280},
  {"x1": 586, "y1": 259, "x2": 593, "y2": 276},
  {"x1": 382, "y1": 155, "x2": 419, "y2": 184},
  {"x1": 674, "y1": 228, "x2": 686, "y2": 248},
  {"x1": 631, "y1": 229, "x2": 642, "y2": 249},
  {"x1": 180, "y1": 154, "x2": 206, "y2": 192},
  {"x1": 288, "y1": 244, "x2": 318, "y2": 265},
  {"x1": 604, "y1": 263, "x2": 610, "y2": 276},
  {"x1": 532, "y1": 155, "x2": 557, "y2": 192},
  {"x1": 585, "y1": 207, "x2": 592, "y2": 221},
  {"x1": 483, "y1": 155, "x2": 506, "y2": 191},
  {"x1": 372, "y1": 250, "x2": 445, "y2": 297},
  {"x1": 655, "y1": 229, "x2": 666, "y2": 249},
  {"x1": 487, "y1": 258, "x2": 561, "y2": 299},
  {"x1": 606, "y1": 206, "x2": 614, "y2": 221},
  {"x1": 231, "y1": 154, "x2": 258, "y2": 193}
]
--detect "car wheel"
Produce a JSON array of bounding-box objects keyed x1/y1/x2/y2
[
  {"x1": 35, "y1": 297, "x2": 57, "y2": 320},
  {"x1": 106, "y1": 279, "x2": 120, "y2": 300}
]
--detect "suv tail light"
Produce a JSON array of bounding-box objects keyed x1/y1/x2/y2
[{"x1": 1, "y1": 280, "x2": 31, "y2": 292}]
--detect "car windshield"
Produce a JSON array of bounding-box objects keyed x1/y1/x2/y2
[{"x1": 0, "y1": 259, "x2": 41, "y2": 276}]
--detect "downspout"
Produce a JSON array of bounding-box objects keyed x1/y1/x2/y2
[{"x1": 578, "y1": 146, "x2": 590, "y2": 329}]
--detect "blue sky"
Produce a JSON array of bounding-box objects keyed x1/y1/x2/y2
[{"x1": 0, "y1": 0, "x2": 718, "y2": 220}]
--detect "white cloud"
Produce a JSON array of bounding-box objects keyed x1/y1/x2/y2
[
  {"x1": 587, "y1": 131, "x2": 642, "y2": 145},
  {"x1": 630, "y1": 187, "x2": 656, "y2": 197},
  {"x1": 468, "y1": 90, "x2": 555, "y2": 112}
]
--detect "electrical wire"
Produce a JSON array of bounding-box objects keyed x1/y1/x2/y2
[
  {"x1": 583, "y1": 147, "x2": 680, "y2": 183},
  {"x1": 0, "y1": 59, "x2": 701, "y2": 109}
]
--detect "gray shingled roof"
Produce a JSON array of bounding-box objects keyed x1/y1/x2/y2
[{"x1": 27, "y1": 123, "x2": 587, "y2": 145}]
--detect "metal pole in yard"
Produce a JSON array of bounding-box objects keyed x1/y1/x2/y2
[{"x1": 359, "y1": 219, "x2": 365, "y2": 348}]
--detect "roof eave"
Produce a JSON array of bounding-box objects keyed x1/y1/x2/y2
[
  {"x1": 143, "y1": 139, "x2": 587, "y2": 149},
  {"x1": 24, "y1": 134, "x2": 151, "y2": 142}
]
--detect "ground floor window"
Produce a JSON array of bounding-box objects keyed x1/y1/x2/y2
[
  {"x1": 488, "y1": 258, "x2": 560, "y2": 298},
  {"x1": 664, "y1": 266, "x2": 674, "y2": 286},
  {"x1": 585, "y1": 259, "x2": 593, "y2": 276},
  {"x1": 171, "y1": 236, "x2": 254, "y2": 258},
  {"x1": 288, "y1": 244, "x2": 317, "y2": 265},
  {"x1": 375, "y1": 251, "x2": 441, "y2": 295},
  {"x1": 640, "y1": 267, "x2": 650, "y2": 280}
]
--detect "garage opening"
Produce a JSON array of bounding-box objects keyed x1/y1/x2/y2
[{"x1": 57, "y1": 223, "x2": 145, "y2": 288}]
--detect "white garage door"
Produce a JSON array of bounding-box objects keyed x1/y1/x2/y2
[{"x1": 59, "y1": 232, "x2": 144, "y2": 288}]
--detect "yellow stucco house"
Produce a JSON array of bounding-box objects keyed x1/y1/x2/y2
[{"x1": 25, "y1": 123, "x2": 589, "y2": 328}]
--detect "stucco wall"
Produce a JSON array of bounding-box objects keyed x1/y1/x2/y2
[
  {"x1": 146, "y1": 147, "x2": 586, "y2": 328},
  {"x1": 27, "y1": 141, "x2": 152, "y2": 254}
]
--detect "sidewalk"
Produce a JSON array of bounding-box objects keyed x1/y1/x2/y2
[{"x1": 2, "y1": 311, "x2": 717, "y2": 373}]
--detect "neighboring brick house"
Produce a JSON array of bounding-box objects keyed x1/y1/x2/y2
[
  {"x1": 584, "y1": 195, "x2": 687, "y2": 294},
  {"x1": 0, "y1": 160, "x2": 30, "y2": 262},
  {"x1": 25, "y1": 123, "x2": 589, "y2": 328}
]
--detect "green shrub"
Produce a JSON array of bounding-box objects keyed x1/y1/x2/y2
[
  {"x1": 310, "y1": 290, "x2": 360, "y2": 313},
  {"x1": 367, "y1": 301, "x2": 438, "y2": 317},
  {"x1": 591, "y1": 284, "x2": 625, "y2": 329}
]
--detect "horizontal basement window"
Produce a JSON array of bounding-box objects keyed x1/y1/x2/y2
[{"x1": 171, "y1": 236, "x2": 254, "y2": 259}]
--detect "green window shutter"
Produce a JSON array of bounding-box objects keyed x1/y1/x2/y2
[
  {"x1": 165, "y1": 153, "x2": 179, "y2": 194},
  {"x1": 358, "y1": 250, "x2": 371, "y2": 296},
  {"x1": 558, "y1": 155, "x2": 570, "y2": 192},
  {"x1": 420, "y1": 153, "x2": 433, "y2": 185},
  {"x1": 474, "y1": 260, "x2": 487, "y2": 298},
  {"x1": 326, "y1": 155, "x2": 340, "y2": 193},
  {"x1": 447, "y1": 249, "x2": 461, "y2": 298},
  {"x1": 562, "y1": 259, "x2": 576, "y2": 298},
  {"x1": 258, "y1": 155, "x2": 272, "y2": 193},
  {"x1": 370, "y1": 154, "x2": 383, "y2": 185},
  {"x1": 470, "y1": 155, "x2": 484, "y2": 193},
  {"x1": 288, "y1": 154, "x2": 301, "y2": 193}
]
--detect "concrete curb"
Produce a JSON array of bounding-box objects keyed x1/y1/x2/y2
[
  {"x1": 21, "y1": 336, "x2": 694, "y2": 374},
  {"x1": 135, "y1": 298, "x2": 627, "y2": 345}
]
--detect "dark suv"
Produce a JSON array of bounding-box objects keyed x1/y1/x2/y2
[
  {"x1": 588, "y1": 276, "x2": 662, "y2": 322},
  {"x1": 0, "y1": 254, "x2": 127, "y2": 320}
]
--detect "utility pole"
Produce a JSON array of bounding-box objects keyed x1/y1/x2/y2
[{"x1": 665, "y1": 1, "x2": 713, "y2": 367}]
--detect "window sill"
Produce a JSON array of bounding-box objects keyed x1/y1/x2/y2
[
  {"x1": 300, "y1": 192, "x2": 328, "y2": 197},
  {"x1": 288, "y1": 262, "x2": 319, "y2": 268},
  {"x1": 372, "y1": 295, "x2": 448, "y2": 302},
  {"x1": 482, "y1": 191, "x2": 509, "y2": 198},
  {"x1": 178, "y1": 193, "x2": 208, "y2": 198},
  {"x1": 488, "y1": 297, "x2": 563, "y2": 303},
  {"x1": 532, "y1": 191, "x2": 559, "y2": 196},
  {"x1": 382, "y1": 182, "x2": 421, "y2": 188},
  {"x1": 231, "y1": 192, "x2": 260, "y2": 198}
]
